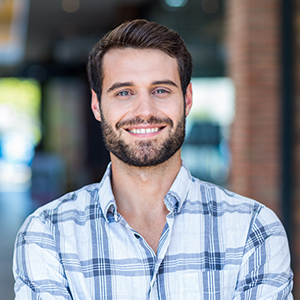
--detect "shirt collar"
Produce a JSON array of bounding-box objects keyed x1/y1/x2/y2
[
  {"x1": 97, "y1": 161, "x2": 192, "y2": 222},
  {"x1": 164, "y1": 160, "x2": 192, "y2": 214},
  {"x1": 97, "y1": 162, "x2": 118, "y2": 223}
]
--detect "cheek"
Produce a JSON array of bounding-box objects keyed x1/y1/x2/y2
[
  {"x1": 102, "y1": 105, "x2": 129, "y2": 127},
  {"x1": 158, "y1": 97, "x2": 184, "y2": 114},
  {"x1": 164, "y1": 106, "x2": 185, "y2": 122}
]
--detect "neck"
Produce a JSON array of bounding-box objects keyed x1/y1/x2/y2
[
  {"x1": 110, "y1": 152, "x2": 181, "y2": 215},
  {"x1": 110, "y1": 152, "x2": 182, "y2": 253},
  {"x1": 109, "y1": 152, "x2": 182, "y2": 254}
]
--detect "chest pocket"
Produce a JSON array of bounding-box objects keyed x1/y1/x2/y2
[{"x1": 174, "y1": 269, "x2": 238, "y2": 300}]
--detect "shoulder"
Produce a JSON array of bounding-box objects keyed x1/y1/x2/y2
[
  {"x1": 20, "y1": 183, "x2": 101, "y2": 232},
  {"x1": 186, "y1": 177, "x2": 286, "y2": 238},
  {"x1": 36, "y1": 182, "x2": 99, "y2": 213},
  {"x1": 187, "y1": 177, "x2": 263, "y2": 214}
]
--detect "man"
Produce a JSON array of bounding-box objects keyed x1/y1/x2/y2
[{"x1": 13, "y1": 19, "x2": 293, "y2": 299}]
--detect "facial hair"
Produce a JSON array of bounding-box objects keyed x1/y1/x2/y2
[{"x1": 100, "y1": 112, "x2": 186, "y2": 167}]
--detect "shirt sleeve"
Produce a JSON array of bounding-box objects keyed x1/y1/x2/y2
[
  {"x1": 13, "y1": 213, "x2": 72, "y2": 300},
  {"x1": 233, "y1": 206, "x2": 293, "y2": 299}
]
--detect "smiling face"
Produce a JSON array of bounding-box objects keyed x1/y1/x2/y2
[{"x1": 91, "y1": 48, "x2": 192, "y2": 167}]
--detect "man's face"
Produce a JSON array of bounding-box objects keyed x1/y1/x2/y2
[{"x1": 91, "y1": 48, "x2": 192, "y2": 167}]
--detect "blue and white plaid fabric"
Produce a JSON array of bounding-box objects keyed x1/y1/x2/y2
[{"x1": 13, "y1": 162, "x2": 293, "y2": 299}]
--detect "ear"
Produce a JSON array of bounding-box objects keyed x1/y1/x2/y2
[
  {"x1": 184, "y1": 82, "x2": 193, "y2": 117},
  {"x1": 91, "y1": 90, "x2": 101, "y2": 122}
]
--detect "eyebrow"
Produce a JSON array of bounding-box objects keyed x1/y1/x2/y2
[
  {"x1": 152, "y1": 80, "x2": 178, "y2": 88},
  {"x1": 107, "y1": 82, "x2": 134, "y2": 94},
  {"x1": 106, "y1": 79, "x2": 179, "y2": 94}
]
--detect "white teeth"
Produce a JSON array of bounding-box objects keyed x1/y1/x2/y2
[{"x1": 130, "y1": 127, "x2": 159, "y2": 134}]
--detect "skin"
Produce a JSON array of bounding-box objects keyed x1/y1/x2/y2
[{"x1": 91, "y1": 48, "x2": 192, "y2": 253}]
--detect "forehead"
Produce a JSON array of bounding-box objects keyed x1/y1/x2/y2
[{"x1": 102, "y1": 48, "x2": 180, "y2": 86}]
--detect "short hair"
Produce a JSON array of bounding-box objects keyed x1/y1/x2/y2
[{"x1": 87, "y1": 19, "x2": 193, "y2": 101}]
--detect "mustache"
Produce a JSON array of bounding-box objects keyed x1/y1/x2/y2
[{"x1": 116, "y1": 116, "x2": 173, "y2": 130}]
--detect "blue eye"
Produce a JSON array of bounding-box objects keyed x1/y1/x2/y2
[
  {"x1": 117, "y1": 91, "x2": 130, "y2": 96},
  {"x1": 155, "y1": 89, "x2": 167, "y2": 94}
]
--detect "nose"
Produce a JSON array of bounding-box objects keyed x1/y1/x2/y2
[{"x1": 132, "y1": 92, "x2": 157, "y2": 119}]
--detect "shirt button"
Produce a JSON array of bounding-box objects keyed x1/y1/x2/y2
[{"x1": 134, "y1": 234, "x2": 140, "y2": 239}]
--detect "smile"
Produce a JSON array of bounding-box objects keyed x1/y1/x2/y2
[{"x1": 129, "y1": 127, "x2": 160, "y2": 134}]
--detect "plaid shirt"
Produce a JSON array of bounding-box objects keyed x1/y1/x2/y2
[{"x1": 13, "y1": 162, "x2": 293, "y2": 299}]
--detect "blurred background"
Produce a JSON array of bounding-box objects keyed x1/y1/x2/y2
[{"x1": 0, "y1": 0, "x2": 299, "y2": 298}]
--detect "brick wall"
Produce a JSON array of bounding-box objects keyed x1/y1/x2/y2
[
  {"x1": 227, "y1": 0, "x2": 300, "y2": 296},
  {"x1": 226, "y1": 0, "x2": 281, "y2": 214}
]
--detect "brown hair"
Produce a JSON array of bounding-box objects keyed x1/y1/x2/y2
[{"x1": 87, "y1": 19, "x2": 192, "y2": 101}]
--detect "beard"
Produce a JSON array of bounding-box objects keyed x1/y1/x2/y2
[{"x1": 100, "y1": 112, "x2": 186, "y2": 167}]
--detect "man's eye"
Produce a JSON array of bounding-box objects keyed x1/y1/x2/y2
[
  {"x1": 117, "y1": 91, "x2": 131, "y2": 96},
  {"x1": 155, "y1": 89, "x2": 168, "y2": 94}
]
